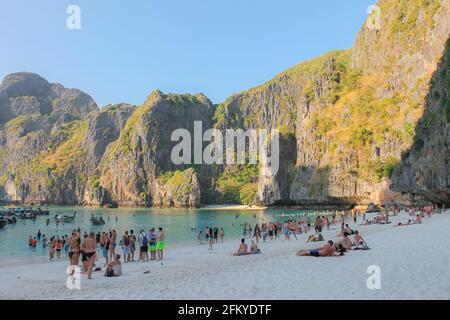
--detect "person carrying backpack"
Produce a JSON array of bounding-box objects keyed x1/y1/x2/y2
[{"x1": 138, "y1": 230, "x2": 149, "y2": 262}]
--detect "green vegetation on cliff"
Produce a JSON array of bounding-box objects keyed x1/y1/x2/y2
[{"x1": 216, "y1": 165, "x2": 258, "y2": 204}]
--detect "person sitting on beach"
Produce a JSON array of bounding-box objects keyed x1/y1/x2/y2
[
  {"x1": 233, "y1": 239, "x2": 248, "y2": 256},
  {"x1": 414, "y1": 215, "x2": 422, "y2": 224},
  {"x1": 296, "y1": 240, "x2": 335, "y2": 257},
  {"x1": 344, "y1": 224, "x2": 354, "y2": 235},
  {"x1": 250, "y1": 240, "x2": 261, "y2": 254},
  {"x1": 307, "y1": 233, "x2": 324, "y2": 242},
  {"x1": 352, "y1": 230, "x2": 366, "y2": 247},
  {"x1": 105, "y1": 254, "x2": 122, "y2": 277},
  {"x1": 334, "y1": 232, "x2": 353, "y2": 251}
]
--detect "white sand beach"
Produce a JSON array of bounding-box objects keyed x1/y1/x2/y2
[{"x1": 0, "y1": 211, "x2": 449, "y2": 300}]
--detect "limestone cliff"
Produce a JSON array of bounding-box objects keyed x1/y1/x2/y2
[
  {"x1": 98, "y1": 91, "x2": 213, "y2": 207},
  {"x1": 1, "y1": 0, "x2": 449, "y2": 208},
  {"x1": 391, "y1": 37, "x2": 450, "y2": 204},
  {"x1": 215, "y1": 0, "x2": 450, "y2": 206}
]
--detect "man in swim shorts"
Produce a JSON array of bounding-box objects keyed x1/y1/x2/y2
[
  {"x1": 156, "y1": 227, "x2": 164, "y2": 260},
  {"x1": 297, "y1": 241, "x2": 335, "y2": 257},
  {"x1": 148, "y1": 228, "x2": 157, "y2": 260}
]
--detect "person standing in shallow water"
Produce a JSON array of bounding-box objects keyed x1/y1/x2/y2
[
  {"x1": 220, "y1": 228, "x2": 225, "y2": 243},
  {"x1": 197, "y1": 230, "x2": 203, "y2": 245},
  {"x1": 213, "y1": 227, "x2": 218, "y2": 243}
]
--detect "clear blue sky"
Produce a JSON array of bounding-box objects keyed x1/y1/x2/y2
[{"x1": 0, "y1": 0, "x2": 375, "y2": 107}]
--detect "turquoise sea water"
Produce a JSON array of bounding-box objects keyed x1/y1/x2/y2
[{"x1": 0, "y1": 206, "x2": 318, "y2": 263}]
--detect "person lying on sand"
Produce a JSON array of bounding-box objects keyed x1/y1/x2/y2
[
  {"x1": 233, "y1": 239, "x2": 248, "y2": 256},
  {"x1": 250, "y1": 240, "x2": 261, "y2": 254},
  {"x1": 307, "y1": 233, "x2": 324, "y2": 242},
  {"x1": 105, "y1": 254, "x2": 122, "y2": 277},
  {"x1": 395, "y1": 220, "x2": 413, "y2": 227},
  {"x1": 296, "y1": 240, "x2": 336, "y2": 257}
]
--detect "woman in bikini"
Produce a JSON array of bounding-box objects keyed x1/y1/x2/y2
[
  {"x1": 69, "y1": 231, "x2": 81, "y2": 275},
  {"x1": 81, "y1": 232, "x2": 97, "y2": 279}
]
